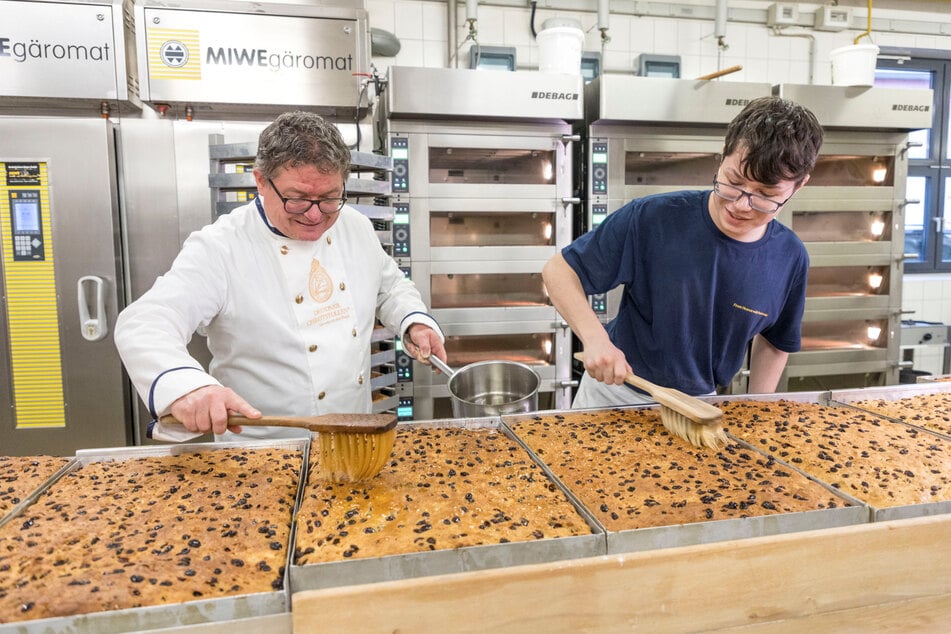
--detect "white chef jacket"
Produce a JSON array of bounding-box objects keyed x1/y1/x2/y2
[{"x1": 114, "y1": 199, "x2": 442, "y2": 441}]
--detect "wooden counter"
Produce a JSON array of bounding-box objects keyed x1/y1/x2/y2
[{"x1": 292, "y1": 514, "x2": 951, "y2": 633}]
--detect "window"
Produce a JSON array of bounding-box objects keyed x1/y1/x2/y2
[{"x1": 877, "y1": 51, "x2": 951, "y2": 273}]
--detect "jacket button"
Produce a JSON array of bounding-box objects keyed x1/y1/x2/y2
[
  {"x1": 309, "y1": 344, "x2": 317, "y2": 352},
  {"x1": 351, "y1": 328, "x2": 357, "y2": 337},
  {"x1": 280, "y1": 245, "x2": 289, "y2": 255},
  {"x1": 295, "y1": 294, "x2": 303, "y2": 304},
  {"x1": 357, "y1": 373, "x2": 364, "y2": 385},
  {"x1": 339, "y1": 282, "x2": 346, "y2": 291},
  {"x1": 326, "y1": 236, "x2": 332, "y2": 245},
  {"x1": 318, "y1": 391, "x2": 326, "y2": 400}
]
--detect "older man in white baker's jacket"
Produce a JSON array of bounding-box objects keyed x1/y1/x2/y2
[{"x1": 115, "y1": 111, "x2": 445, "y2": 441}]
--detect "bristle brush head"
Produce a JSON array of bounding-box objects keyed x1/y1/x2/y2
[
  {"x1": 659, "y1": 408, "x2": 727, "y2": 450},
  {"x1": 315, "y1": 428, "x2": 397, "y2": 483}
]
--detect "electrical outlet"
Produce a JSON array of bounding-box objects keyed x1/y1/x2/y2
[
  {"x1": 767, "y1": 3, "x2": 800, "y2": 27},
  {"x1": 814, "y1": 5, "x2": 853, "y2": 31}
]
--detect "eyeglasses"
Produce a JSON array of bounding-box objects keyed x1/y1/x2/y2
[
  {"x1": 712, "y1": 178, "x2": 793, "y2": 214},
  {"x1": 267, "y1": 177, "x2": 347, "y2": 215}
]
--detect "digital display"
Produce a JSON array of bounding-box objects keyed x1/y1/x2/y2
[
  {"x1": 394, "y1": 212, "x2": 410, "y2": 224},
  {"x1": 391, "y1": 147, "x2": 409, "y2": 160},
  {"x1": 592, "y1": 152, "x2": 608, "y2": 164},
  {"x1": 12, "y1": 199, "x2": 40, "y2": 233}
]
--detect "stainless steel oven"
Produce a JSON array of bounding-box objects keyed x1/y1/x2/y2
[
  {"x1": 384, "y1": 66, "x2": 583, "y2": 418},
  {"x1": 774, "y1": 84, "x2": 933, "y2": 391}
]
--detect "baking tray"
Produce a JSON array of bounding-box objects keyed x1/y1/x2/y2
[
  {"x1": 916, "y1": 373, "x2": 951, "y2": 383},
  {"x1": 716, "y1": 391, "x2": 951, "y2": 523},
  {"x1": 501, "y1": 404, "x2": 865, "y2": 556},
  {"x1": 829, "y1": 382, "x2": 951, "y2": 441},
  {"x1": 0, "y1": 439, "x2": 309, "y2": 634},
  {"x1": 827, "y1": 384, "x2": 951, "y2": 521},
  {"x1": 288, "y1": 416, "x2": 605, "y2": 592},
  {"x1": 0, "y1": 457, "x2": 77, "y2": 530}
]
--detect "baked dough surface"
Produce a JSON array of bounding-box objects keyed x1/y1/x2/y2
[
  {"x1": 723, "y1": 399, "x2": 951, "y2": 508},
  {"x1": 0, "y1": 448, "x2": 301, "y2": 624},
  {"x1": 509, "y1": 408, "x2": 848, "y2": 531},
  {"x1": 295, "y1": 426, "x2": 592, "y2": 565}
]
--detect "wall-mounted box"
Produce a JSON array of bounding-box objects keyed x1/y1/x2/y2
[
  {"x1": 767, "y1": 3, "x2": 800, "y2": 27},
  {"x1": 814, "y1": 5, "x2": 853, "y2": 31}
]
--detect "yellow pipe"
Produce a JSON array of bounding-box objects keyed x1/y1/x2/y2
[{"x1": 854, "y1": 0, "x2": 873, "y2": 44}]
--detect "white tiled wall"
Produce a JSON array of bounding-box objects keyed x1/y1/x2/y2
[
  {"x1": 901, "y1": 275, "x2": 951, "y2": 376},
  {"x1": 365, "y1": 0, "x2": 951, "y2": 376},
  {"x1": 367, "y1": 1, "x2": 951, "y2": 82}
]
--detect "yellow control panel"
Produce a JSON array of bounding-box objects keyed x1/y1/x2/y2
[{"x1": 0, "y1": 161, "x2": 66, "y2": 428}]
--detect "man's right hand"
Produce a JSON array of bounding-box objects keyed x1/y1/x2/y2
[
  {"x1": 579, "y1": 339, "x2": 632, "y2": 386},
  {"x1": 169, "y1": 385, "x2": 261, "y2": 436}
]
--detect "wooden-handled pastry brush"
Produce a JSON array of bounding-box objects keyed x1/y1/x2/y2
[
  {"x1": 574, "y1": 352, "x2": 727, "y2": 449},
  {"x1": 157, "y1": 413, "x2": 398, "y2": 482}
]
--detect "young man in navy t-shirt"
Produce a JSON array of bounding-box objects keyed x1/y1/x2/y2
[{"x1": 544, "y1": 96, "x2": 824, "y2": 408}]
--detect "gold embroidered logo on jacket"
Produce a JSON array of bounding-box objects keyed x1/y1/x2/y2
[{"x1": 309, "y1": 259, "x2": 333, "y2": 303}]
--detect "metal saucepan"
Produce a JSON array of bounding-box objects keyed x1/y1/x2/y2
[{"x1": 427, "y1": 355, "x2": 540, "y2": 418}]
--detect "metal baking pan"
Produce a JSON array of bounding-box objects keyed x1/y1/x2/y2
[
  {"x1": 501, "y1": 405, "x2": 865, "y2": 555},
  {"x1": 0, "y1": 439, "x2": 309, "y2": 634},
  {"x1": 828, "y1": 383, "x2": 951, "y2": 440},
  {"x1": 826, "y1": 385, "x2": 951, "y2": 521},
  {"x1": 916, "y1": 374, "x2": 951, "y2": 383},
  {"x1": 716, "y1": 391, "x2": 951, "y2": 523},
  {"x1": 288, "y1": 416, "x2": 605, "y2": 593},
  {"x1": 0, "y1": 457, "x2": 77, "y2": 530}
]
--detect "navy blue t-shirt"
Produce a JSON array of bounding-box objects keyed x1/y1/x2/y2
[{"x1": 562, "y1": 190, "x2": 809, "y2": 394}]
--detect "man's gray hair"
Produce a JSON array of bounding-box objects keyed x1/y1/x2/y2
[{"x1": 255, "y1": 111, "x2": 351, "y2": 180}]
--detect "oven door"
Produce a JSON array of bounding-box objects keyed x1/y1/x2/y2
[
  {"x1": 411, "y1": 260, "x2": 556, "y2": 324},
  {"x1": 587, "y1": 127, "x2": 724, "y2": 226},
  {"x1": 405, "y1": 197, "x2": 568, "y2": 262},
  {"x1": 391, "y1": 129, "x2": 572, "y2": 201}
]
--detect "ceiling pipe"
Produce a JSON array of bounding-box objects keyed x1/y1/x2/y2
[
  {"x1": 715, "y1": 0, "x2": 728, "y2": 51},
  {"x1": 448, "y1": 0, "x2": 457, "y2": 67},
  {"x1": 597, "y1": 0, "x2": 610, "y2": 47}
]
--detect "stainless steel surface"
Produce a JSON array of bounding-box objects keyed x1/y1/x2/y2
[
  {"x1": 0, "y1": 0, "x2": 139, "y2": 112},
  {"x1": 427, "y1": 354, "x2": 540, "y2": 417},
  {"x1": 446, "y1": 360, "x2": 540, "y2": 418},
  {"x1": 386, "y1": 67, "x2": 578, "y2": 415},
  {"x1": 774, "y1": 84, "x2": 933, "y2": 130},
  {"x1": 900, "y1": 321, "x2": 948, "y2": 346},
  {"x1": 288, "y1": 418, "x2": 605, "y2": 593},
  {"x1": 0, "y1": 117, "x2": 131, "y2": 455},
  {"x1": 386, "y1": 66, "x2": 583, "y2": 122},
  {"x1": 406, "y1": 197, "x2": 564, "y2": 263},
  {"x1": 0, "y1": 439, "x2": 308, "y2": 633},
  {"x1": 133, "y1": 1, "x2": 369, "y2": 119},
  {"x1": 585, "y1": 75, "x2": 772, "y2": 125}
]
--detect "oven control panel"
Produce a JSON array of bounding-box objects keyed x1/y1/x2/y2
[
  {"x1": 390, "y1": 136, "x2": 409, "y2": 194},
  {"x1": 591, "y1": 293, "x2": 607, "y2": 320},
  {"x1": 8, "y1": 190, "x2": 45, "y2": 261},
  {"x1": 393, "y1": 201, "x2": 410, "y2": 257},
  {"x1": 590, "y1": 141, "x2": 608, "y2": 197},
  {"x1": 591, "y1": 202, "x2": 608, "y2": 229},
  {"x1": 397, "y1": 395, "x2": 414, "y2": 421}
]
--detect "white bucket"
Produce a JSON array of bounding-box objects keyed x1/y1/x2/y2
[
  {"x1": 830, "y1": 43, "x2": 879, "y2": 87},
  {"x1": 537, "y1": 19, "x2": 584, "y2": 74}
]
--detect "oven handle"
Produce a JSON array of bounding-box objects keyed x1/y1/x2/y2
[
  {"x1": 560, "y1": 134, "x2": 581, "y2": 145},
  {"x1": 557, "y1": 379, "x2": 580, "y2": 388}
]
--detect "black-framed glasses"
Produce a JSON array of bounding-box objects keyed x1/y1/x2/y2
[
  {"x1": 712, "y1": 178, "x2": 793, "y2": 214},
  {"x1": 267, "y1": 177, "x2": 347, "y2": 215}
]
